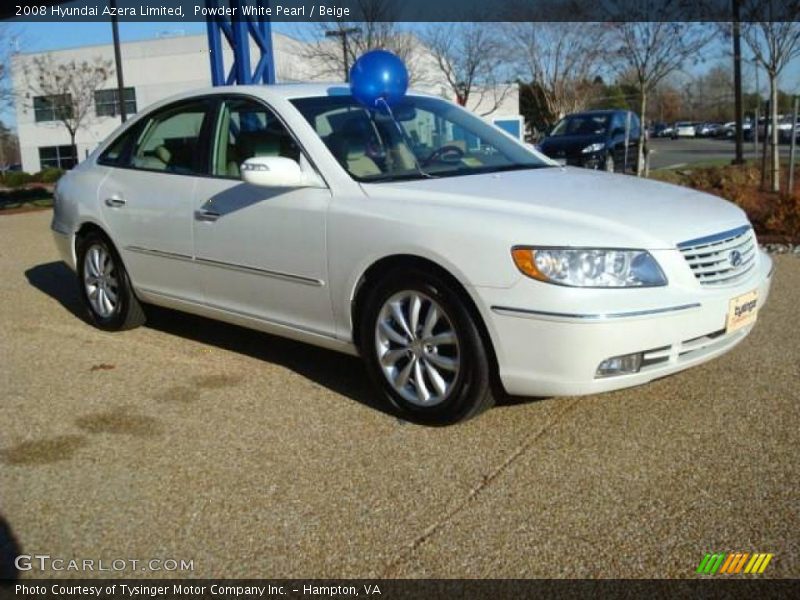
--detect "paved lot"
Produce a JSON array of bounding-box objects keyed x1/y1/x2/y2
[
  {"x1": 1, "y1": 210, "x2": 798, "y2": 579},
  {"x1": 649, "y1": 137, "x2": 791, "y2": 170}
]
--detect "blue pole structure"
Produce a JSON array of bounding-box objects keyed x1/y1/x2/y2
[{"x1": 205, "y1": 0, "x2": 275, "y2": 86}]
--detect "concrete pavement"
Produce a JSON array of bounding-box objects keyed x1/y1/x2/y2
[
  {"x1": 1, "y1": 211, "x2": 797, "y2": 579},
  {"x1": 648, "y1": 137, "x2": 791, "y2": 170}
]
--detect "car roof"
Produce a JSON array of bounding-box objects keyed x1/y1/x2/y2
[
  {"x1": 147, "y1": 83, "x2": 436, "y2": 105},
  {"x1": 566, "y1": 109, "x2": 625, "y2": 117}
]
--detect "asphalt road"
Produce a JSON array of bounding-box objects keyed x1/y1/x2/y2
[
  {"x1": 1, "y1": 211, "x2": 798, "y2": 579},
  {"x1": 649, "y1": 137, "x2": 792, "y2": 170}
]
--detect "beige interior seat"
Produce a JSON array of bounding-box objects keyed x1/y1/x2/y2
[
  {"x1": 134, "y1": 145, "x2": 171, "y2": 170},
  {"x1": 329, "y1": 117, "x2": 381, "y2": 178},
  {"x1": 347, "y1": 151, "x2": 381, "y2": 178}
]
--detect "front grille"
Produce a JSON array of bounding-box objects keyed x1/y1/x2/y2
[{"x1": 678, "y1": 225, "x2": 756, "y2": 286}]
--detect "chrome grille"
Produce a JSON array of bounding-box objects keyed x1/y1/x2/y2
[{"x1": 678, "y1": 225, "x2": 756, "y2": 286}]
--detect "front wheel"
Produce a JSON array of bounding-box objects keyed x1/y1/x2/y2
[
  {"x1": 359, "y1": 269, "x2": 495, "y2": 425},
  {"x1": 76, "y1": 231, "x2": 146, "y2": 331}
]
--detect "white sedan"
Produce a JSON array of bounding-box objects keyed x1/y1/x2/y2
[
  {"x1": 673, "y1": 122, "x2": 698, "y2": 138},
  {"x1": 51, "y1": 85, "x2": 773, "y2": 424}
]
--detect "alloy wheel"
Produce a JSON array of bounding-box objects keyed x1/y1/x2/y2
[
  {"x1": 83, "y1": 244, "x2": 119, "y2": 319},
  {"x1": 374, "y1": 291, "x2": 461, "y2": 406}
]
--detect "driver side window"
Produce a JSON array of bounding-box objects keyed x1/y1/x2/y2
[{"x1": 212, "y1": 97, "x2": 300, "y2": 178}]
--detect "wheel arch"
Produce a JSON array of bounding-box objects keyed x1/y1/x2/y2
[
  {"x1": 74, "y1": 221, "x2": 134, "y2": 285},
  {"x1": 349, "y1": 253, "x2": 499, "y2": 379}
]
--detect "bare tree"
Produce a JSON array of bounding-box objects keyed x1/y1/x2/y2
[
  {"x1": 741, "y1": 0, "x2": 800, "y2": 192},
  {"x1": 688, "y1": 63, "x2": 736, "y2": 122},
  {"x1": 0, "y1": 24, "x2": 17, "y2": 109},
  {"x1": 608, "y1": 19, "x2": 712, "y2": 175},
  {"x1": 0, "y1": 122, "x2": 20, "y2": 172},
  {"x1": 508, "y1": 22, "x2": 607, "y2": 127},
  {"x1": 24, "y1": 54, "x2": 112, "y2": 167},
  {"x1": 420, "y1": 23, "x2": 512, "y2": 116},
  {"x1": 294, "y1": 0, "x2": 420, "y2": 84}
]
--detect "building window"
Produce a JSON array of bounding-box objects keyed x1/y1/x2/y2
[
  {"x1": 39, "y1": 145, "x2": 77, "y2": 170},
  {"x1": 95, "y1": 88, "x2": 137, "y2": 118},
  {"x1": 33, "y1": 95, "x2": 72, "y2": 122}
]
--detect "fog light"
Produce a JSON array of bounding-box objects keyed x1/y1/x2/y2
[{"x1": 595, "y1": 352, "x2": 643, "y2": 378}]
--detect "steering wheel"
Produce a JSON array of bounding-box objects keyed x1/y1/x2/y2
[{"x1": 423, "y1": 144, "x2": 465, "y2": 166}]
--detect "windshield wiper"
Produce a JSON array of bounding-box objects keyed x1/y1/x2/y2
[
  {"x1": 361, "y1": 172, "x2": 432, "y2": 183},
  {"x1": 476, "y1": 164, "x2": 555, "y2": 174},
  {"x1": 423, "y1": 164, "x2": 554, "y2": 179}
]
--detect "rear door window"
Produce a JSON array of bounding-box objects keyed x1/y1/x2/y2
[{"x1": 130, "y1": 101, "x2": 212, "y2": 175}]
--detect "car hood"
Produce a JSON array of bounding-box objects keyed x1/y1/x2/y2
[
  {"x1": 360, "y1": 167, "x2": 748, "y2": 249},
  {"x1": 539, "y1": 134, "x2": 605, "y2": 155}
]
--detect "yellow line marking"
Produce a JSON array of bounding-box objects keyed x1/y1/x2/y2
[
  {"x1": 744, "y1": 554, "x2": 759, "y2": 574},
  {"x1": 758, "y1": 554, "x2": 773, "y2": 574},
  {"x1": 750, "y1": 554, "x2": 766, "y2": 573}
]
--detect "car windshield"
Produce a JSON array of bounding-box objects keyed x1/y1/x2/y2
[
  {"x1": 550, "y1": 115, "x2": 609, "y2": 137},
  {"x1": 290, "y1": 94, "x2": 550, "y2": 182}
]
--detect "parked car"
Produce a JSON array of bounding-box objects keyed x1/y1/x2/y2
[
  {"x1": 50, "y1": 85, "x2": 773, "y2": 424},
  {"x1": 743, "y1": 120, "x2": 757, "y2": 141},
  {"x1": 695, "y1": 122, "x2": 722, "y2": 137},
  {"x1": 753, "y1": 117, "x2": 781, "y2": 140},
  {"x1": 717, "y1": 122, "x2": 735, "y2": 138},
  {"x1": 537, "y1": 110, "x2": 640, "y2": 172},
  {"x1": 778, "y1": 117, "x2": 799, "y2": 143},
  {"x1": 672, "y1": 122, "x2": 698, "y2": 138},
  {"x1": 718, "y1": 121, "x2": 754, "y2": 139},
  {"x1": 647, "y1": 122, "x2": 667, "y2": 138},
  {"x1": 649, "y1": 122, "x2": 674, "y2": 138}
]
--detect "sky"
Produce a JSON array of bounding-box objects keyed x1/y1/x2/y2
[{"x1": 2, "y1": 21, "x2": 799, "y2": 129}]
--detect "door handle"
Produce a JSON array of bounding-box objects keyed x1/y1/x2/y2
[
  {"x1": 104, "y1": 196, "x2": 126, "y2": 207},
  {"x1": 194, "y1": 209, "x2": 221, "y2": 222}
]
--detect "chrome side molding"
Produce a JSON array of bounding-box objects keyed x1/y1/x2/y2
[
  {"x1": 491, "y1": 303, "x2": 702, "y2": 322},
  {"x1": 124, "y1": 245, "x2": 324, "y2": 287}
]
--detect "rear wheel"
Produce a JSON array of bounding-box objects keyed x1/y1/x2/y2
[
  {"x1": 359, "y1": 268, "x2": 494, "y2": 425},
  {"x1": 76, "y1": 231, "x2": 145, "y2": 331}
]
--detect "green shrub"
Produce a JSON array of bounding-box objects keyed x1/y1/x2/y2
[
  {"x1": 2, "y1": 171, "x2": 33, "y2": 188},
  {"x1": 38, "y1": 167, "x2": 65, "y2": 184}
]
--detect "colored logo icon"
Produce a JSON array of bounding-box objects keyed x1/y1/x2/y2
[{"x1": 696, "y1": 552, "x2": 774, "y2": 575}]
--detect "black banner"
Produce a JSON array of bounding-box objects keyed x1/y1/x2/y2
[
  {"x1": 3, "y1": 0, "x2": 800, "y2": 23},
  {"x1": 2, "y1": 579, "x2": 800, "y2": 600}
]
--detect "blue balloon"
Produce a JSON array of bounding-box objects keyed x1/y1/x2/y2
[{"x1": 349, "y1": 50, "x2": 409, "y2": 108}]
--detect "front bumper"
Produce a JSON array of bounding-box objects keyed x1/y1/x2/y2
[
  {"x1": 475, "y1": 249, "x2": 774, "y2": 397},
  {"x1": 550, "y1": 151, "x2": 606, "y2": 170}
]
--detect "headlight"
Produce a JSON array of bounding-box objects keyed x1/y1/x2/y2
[
  {"x1": 511, "y1": 247, "x2": 667, "y2": 287},
  {"x1": 581, "y1": 142, "x2": 605, "y2": 154}
]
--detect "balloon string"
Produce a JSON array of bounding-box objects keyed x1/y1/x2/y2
[{"x1": 375, "y1": 97, "x2": 434, "y2": 179}]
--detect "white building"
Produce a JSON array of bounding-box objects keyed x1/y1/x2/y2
[{"x1": 11, "y1": 32, "x2": 520, "y2": 173}]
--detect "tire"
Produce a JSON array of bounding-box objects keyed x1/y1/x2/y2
[
  {"x1": 76, "y1": 230, "x2": 146, "y2": 331},
  {"x1": 604, "y1": 153, "x2": 615, "y2": 173},
  {"x1": 359, "y1": 268, "x2": 495, "y2": 425}
]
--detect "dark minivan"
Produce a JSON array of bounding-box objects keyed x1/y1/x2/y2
[{"x1": 538, "y1": 109, "x2": 641, "y2": 173}]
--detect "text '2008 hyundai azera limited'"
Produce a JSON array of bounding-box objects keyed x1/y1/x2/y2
[{"x1": 51, "y1": 83, "x2": 773, "y2": 424}]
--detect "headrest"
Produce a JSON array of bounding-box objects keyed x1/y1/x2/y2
[{"x1": 154, "y1": 145, "x2": 171, "y2": 164}]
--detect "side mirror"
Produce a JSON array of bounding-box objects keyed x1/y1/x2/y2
[{"x1": 241, "y1": 156, "x2": 308, "y2": 188}]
